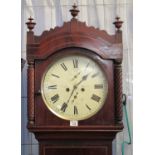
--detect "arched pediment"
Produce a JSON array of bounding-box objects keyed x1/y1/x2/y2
[{"x1": 27, "y1": 19, "x2": 123, "y2": 61}]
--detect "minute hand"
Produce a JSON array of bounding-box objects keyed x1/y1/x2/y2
[
  {"x1": 75, "y1": 73, "x2": 90, "y2": 87},
  {"x1": 66, "y1": 86, "x2": 76, "y2": 104}
]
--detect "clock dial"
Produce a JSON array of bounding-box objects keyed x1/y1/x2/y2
[{"x1": 41, "y1": 54, "x2": 108, "y2": 121}]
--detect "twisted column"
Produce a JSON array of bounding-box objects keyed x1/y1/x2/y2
[
  {"x1": 114, "y1": 60, "x2": 123, "y2": 123},
  {"x1": 27, "y1": 61, "x2": 35, "y2": 125}
]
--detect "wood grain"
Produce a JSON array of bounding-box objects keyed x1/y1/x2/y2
[
  {"x1": 26, "y1": 15, "x2": 123, "y2": 155},
  {"x1": 114, "y1": 61, "x2": 123, "y2": 123},
  {"x1": 27, "y1": 61, "x2": 35, "y2": 125}
]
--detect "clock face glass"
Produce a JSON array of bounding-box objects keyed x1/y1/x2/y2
[{"x1": 41, "y1": 54, "x2": 108, "y2": 121}]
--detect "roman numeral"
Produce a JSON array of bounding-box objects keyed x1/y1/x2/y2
[
  {"x1": 51, "y1": 94, "x2": 59, "y2": 103},
  {"x1": 91, "y1": 94, "x2": 101, "y2": 102},
  {"x1": 48, "y1": 85, "x2": 57, "y2": 89},
  {"x1": 94, "y1": 84, "x2": 103, "y2": 89},
  {"x1": 74, "y1": 106, "x2": 78, "y2": 115},
  {"x1": 92, "y1": 73, "x2": 99, "y2": 78},
  {"x1": 60, "y1": 103, "x2": 68, "y2": 112},
  {"x1": 85, "y1": 104, "x2": 91, "y2": 111},
  {"x1": 51, "y1": 74, "x2": 60, "y2": 78},
  {"x1": 60, "y1": 63, "x2": 67, "y2": 71},
  {"x1": 73, "y1": 59, "x2": 78, "y2": 68}
]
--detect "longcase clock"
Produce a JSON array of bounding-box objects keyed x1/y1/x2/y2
[{"x1": 26, "y1": 4, "x2": 124, "y2": 155}]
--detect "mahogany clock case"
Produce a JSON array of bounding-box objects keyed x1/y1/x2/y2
[
  {"x1": 26, "y1": 6, "x2": 123, "y2": 154},
  {"x1": 35, "y1": 47, "x2": 115, "y2": 127}
]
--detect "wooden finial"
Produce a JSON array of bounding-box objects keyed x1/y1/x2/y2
[
  {"x1": 26, "y1": 16, "x2": 36, "y2": 31},
  {"x1": 113, "y1": 17, "x2": 123, "y2": 31},
  {"x1": 70, "y1": 3, "x2": 79, "y2": 19}
]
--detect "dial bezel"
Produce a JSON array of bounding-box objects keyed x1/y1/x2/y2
[{"x1": 41, "y1": 48, "x2": 109, "y2": 121}]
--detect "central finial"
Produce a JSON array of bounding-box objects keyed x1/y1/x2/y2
[{"x1": 70, "y1": 3, "x2": 79, "y2": 19}]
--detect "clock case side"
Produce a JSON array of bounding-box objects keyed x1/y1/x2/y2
[{"x1": 26, "y1": 18, "x2": 123, "y2": 131}]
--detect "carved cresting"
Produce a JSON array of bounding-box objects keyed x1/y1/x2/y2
[
  {"x1": 114, "y1": 60, "x2": 123, "y2": 123},
  {"x1": 27, "y1": 61, "x2": 35, "y2": 125}
]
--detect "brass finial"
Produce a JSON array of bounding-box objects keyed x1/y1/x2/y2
[
  {"x1": 26, "y1": 16, "x2": 36, "y2": 31},
  {"x1": 70, "y1": 3, "x2": 79, "y2": 18},
  {"x1": 113, "y1": 17, "x2": 123, "y2": 31}
]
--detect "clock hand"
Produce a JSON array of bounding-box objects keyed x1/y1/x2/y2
[
  {"x1": 66, "y1": 73, "x2": 90, "y2": 104},
  {"x1": 75, "y1": 73, "x2": 90, "y2": 87},
  {"x1": 66, "y1": 85, "x2": 77, "y2": 104}
]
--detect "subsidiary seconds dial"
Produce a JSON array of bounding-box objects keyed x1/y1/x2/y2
[{"x1": 41, "y1": 54, "x2": 108, "y2": 121}]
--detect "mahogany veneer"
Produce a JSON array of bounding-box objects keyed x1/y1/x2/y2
[{"x1": 26, "y1": 4, "x2": 123, "y2": 155}]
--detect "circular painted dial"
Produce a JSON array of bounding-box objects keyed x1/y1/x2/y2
[{"x1": 41, "y1": 54, "x2": 108, "y2": 121}]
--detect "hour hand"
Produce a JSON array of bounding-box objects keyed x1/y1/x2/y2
[
  {"x1": 75, "y1": 73, "x2": 90, "y2": 87},
  {"x1": 82, "y1": 73, "x2": 90, "y2": 80}
]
